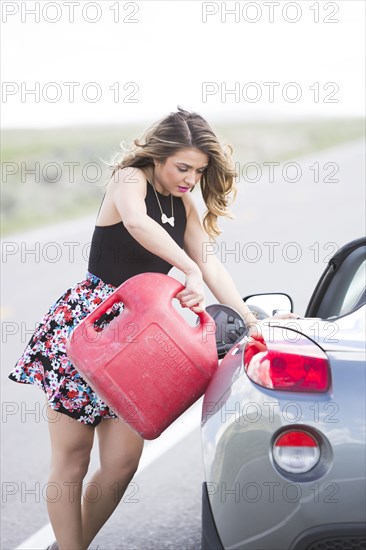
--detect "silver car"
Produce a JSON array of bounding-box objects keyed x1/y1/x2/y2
[{"x1": 201, "y1": 237, "x2": 366, "y2": 550}]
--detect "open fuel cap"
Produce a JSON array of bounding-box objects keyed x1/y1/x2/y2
[{"x1": 205, "y1": 304, "x2": 247, "y2": 357}]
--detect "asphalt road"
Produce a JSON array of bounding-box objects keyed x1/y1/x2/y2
[{"x1": 1, "y1": 139, "x2": 365, "y2": 549}]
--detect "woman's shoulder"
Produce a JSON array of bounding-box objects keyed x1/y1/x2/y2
[
  {"x1": 95, "y1": 167, "x2": 150, "y2": 226},
  {"x1": 106, "y1": 166, "x2": 154, "y2": 203},
  {"x1": 110, "y1": 166, "x2": 148, "y2": 188}
]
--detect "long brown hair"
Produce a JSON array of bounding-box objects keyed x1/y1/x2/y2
[{"x1": 107, "y1": 107, "x2": 237, "y2": 238}]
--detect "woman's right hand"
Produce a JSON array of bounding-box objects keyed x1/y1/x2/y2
[{"x1": 175, "y1": 269, "x2": 206, "y2": 313}]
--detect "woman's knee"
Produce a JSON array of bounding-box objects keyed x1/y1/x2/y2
[
  {"x1": 50, "y1": 446, "x2": 92, "y2": 481},
  {"x1": 97, "y1": 418, "x2": 144, "y2": 480},
  {"x1": 100, "y1": 449, "x2": 142, "y2": 481}
]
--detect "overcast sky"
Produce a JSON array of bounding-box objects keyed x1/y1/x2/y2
[{"x1": 1, "y1": 0, "x2": 365, "y2": 128}]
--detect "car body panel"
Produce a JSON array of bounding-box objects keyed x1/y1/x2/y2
[
  {"x1": 202, "y1": 349, "x2": 366, "y2": 549},
  {"x1": 201, "y1": 310, "x2": 366, "y2": 550},
  {"x1": 202, "y1": 305, "x2": 366, "y2": 427},
  {"x1": 265, "y1": 305, "x2": 365, "y2": 353}
]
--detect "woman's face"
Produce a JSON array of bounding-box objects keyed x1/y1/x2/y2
[{"x1": 153, "y1": 147, "x2": 209, "y2": 196}]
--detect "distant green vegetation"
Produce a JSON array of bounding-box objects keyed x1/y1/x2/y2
[{"x1": 1, "y1": 118, "x2": 364, "y2": 235}]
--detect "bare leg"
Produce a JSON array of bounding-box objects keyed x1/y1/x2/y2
[
  {"x1": 46, "y1": 406, "x2": 95, "y2": 550},
  {"x1": 81, "y1": 417, "x2": 144, "y2": 548}
]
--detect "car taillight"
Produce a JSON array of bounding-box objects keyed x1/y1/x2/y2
[
  {"x1": 273, "y1": 430, "x2": 320, "y2": 473},
  {"x1": 244, "y1": 333, "x2": 330, "y2": 392}
]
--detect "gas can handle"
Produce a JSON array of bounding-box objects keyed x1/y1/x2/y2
[
  {"x1": 82, "y1": 273, "x2": 184, "y2": 329},
  {"x1": 82, "y1": 288, "x2": 125, "y2": 328},
  {"x1": 184, "y1": 308, "x2": 217, "y2": 340},
  {"x1": 81, "y1": 273, "x2": 215, "y2": 334},
  {"x1": 170, "y1": 287, "x2": 216, "y2": 336},
  {"x1": 145, "y1": 275, "x2": 216, "y2": 333}
]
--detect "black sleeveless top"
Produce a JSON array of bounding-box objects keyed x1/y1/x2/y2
[{"x1": 87, "y1": 182, "x2": 187, "y2": 287}]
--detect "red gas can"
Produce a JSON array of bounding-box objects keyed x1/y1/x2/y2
[{"x1": 66, "y1": 273, "x2": 218, "y2": 439}]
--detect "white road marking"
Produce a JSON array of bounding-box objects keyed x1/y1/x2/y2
[
  {"x1": 16, "y1": 524, "x2": 56, "y2": 550},
  {"x1": 15, "y1": 398, "x2": 203, "y2": 550}
]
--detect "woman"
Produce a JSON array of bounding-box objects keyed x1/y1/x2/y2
[{"x1": 9, "y1": 107, "x2": 296, "y2": 550}]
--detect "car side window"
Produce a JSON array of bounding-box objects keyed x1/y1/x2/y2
[
  {"x1": 339, "y1": 259, "x2": 366, "y2": 316},
  {"x1": 307, "y1": 242, "x2": 366, "y2": 319}
]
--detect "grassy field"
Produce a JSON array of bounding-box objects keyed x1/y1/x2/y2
[{"x1": 1, "y1": 118, "x2": 364, "y2": 235}]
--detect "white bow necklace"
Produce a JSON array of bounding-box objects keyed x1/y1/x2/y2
[{"x1": 151, "y1": 182, "x2": 175, "y2": 227}]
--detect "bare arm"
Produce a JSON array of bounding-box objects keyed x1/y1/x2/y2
[
  {"x1": 182, "y1": 192, "x2": 259, "y2": 328},
  {"x1": 109, "y1": 167, "x2": 205, "y2": 309}
]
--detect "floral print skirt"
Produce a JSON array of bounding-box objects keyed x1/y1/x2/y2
[{"x1": 8, "y1": 271, "x2": 124, "y2": 426}]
